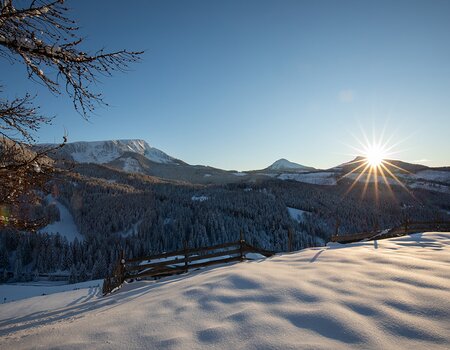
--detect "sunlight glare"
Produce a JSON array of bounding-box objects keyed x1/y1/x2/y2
[
  {"x1": 365, "y1": 144, "x2": 386, "y2": 167},
  {"x1": 339, "y1": 124, "x2": 415, "y2": 201}
]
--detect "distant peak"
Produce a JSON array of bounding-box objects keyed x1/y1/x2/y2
[{"x1": 267, "y1": 159, "x2": 314, "y2": 171}]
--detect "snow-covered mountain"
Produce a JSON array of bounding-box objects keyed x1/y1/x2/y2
[
  {"x1": 266, "y1": 158, "x2": 315, "y2": 172},
  {"x1": 42, "y1": 139, "x2": 182, "y2": 165}
]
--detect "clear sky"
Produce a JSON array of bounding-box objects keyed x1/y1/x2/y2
[{"x1": 2, "y1": 0, "x2": 450, "y2": 170}]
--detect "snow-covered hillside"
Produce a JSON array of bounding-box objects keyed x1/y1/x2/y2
[
  {"x1": 43, "y1": 139, "x2": 180, "y2": 165},
  {"x1": 1, "y1": 232, "x2": 449, "y2": 349}
]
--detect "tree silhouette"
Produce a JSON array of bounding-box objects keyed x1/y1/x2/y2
[{"x1": 0, "y1": 0, "x2": 142, "y2": 230}]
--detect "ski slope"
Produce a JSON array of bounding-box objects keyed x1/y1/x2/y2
[{"x1": 1, "y1": 232, "x2": 449, "y2": 349}]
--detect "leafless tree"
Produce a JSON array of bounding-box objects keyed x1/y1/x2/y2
[{"x1": 0, "y1": 0, "x2": 142, "y2": 230}]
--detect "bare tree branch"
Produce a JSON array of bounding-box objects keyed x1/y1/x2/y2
[
  {"x1": 0, "y1": 0, "x2": 143, "y2": 230},
  {"x1": 0, "y1": 0, "x2": 143, "y2": 117}
]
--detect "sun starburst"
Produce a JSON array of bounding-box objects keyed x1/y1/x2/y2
[{"x1": 339, "y1": 126, "x2": 414, "y2": 202}]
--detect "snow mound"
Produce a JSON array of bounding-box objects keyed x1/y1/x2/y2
[{"x1": 1, "y1": 232, "x2": 449, "y2": 349}]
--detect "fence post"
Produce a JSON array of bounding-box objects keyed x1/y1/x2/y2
[
  {"x1": 334, "y1": 219, "x2": 340, "y2": 236},
  {"x1": 102, "y1": 275, "x2": 110, "y2": 295},
  {"x1": 119, "y1": 249, "x2": 125, "y2": 284},
  {"x1": 184, "y1": 240, "x2": 189, "y2": 273},
  {"x1": 239, "y1": 230, "x2": 244, "y2": 261}
]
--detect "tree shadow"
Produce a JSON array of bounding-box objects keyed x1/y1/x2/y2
[
  {"x1": 309, "y1": 249, "x2": 326, "y2": 263},
  {"x1": 0, "y1": 282, "x2": 156, "y2": 336}
]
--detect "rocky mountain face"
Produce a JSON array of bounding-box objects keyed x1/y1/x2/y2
[{"x1": 41, "y1": 139, "x2": 183, "y2": 165}]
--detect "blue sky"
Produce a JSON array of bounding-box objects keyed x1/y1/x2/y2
[{"x1": 2, "y1": 0, "x2": 450, "y2": 170}]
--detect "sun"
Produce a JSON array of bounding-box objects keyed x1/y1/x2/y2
[
  {"x1": 339, "y1": 125, "x2": 415, "y2": 201},
  {"x1": 365, "y1": 144, "x2": 386, "y2": 167}
]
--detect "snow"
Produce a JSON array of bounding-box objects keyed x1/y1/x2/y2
[
  {"x1": 39, "y1": 195, "x2": 84, "y2": 242},
  {"x1": 0, "y1": 279, "x2": 102, "y2": 304},
  {"x1": 287, "y1": 207, "x2": 309, "y2": 223},
  {"x1": 1, "y1": 232, "x2": 449, "y2": 349},
  {"x1": 232, "y1": 172, "x2": 248, "y2": 176},
  {"x1": 279, "y1": 172, "x2": 337, "y2": 185},
  {"x1": 191, "y1": 195, "x2": 209, "y2": 202}
]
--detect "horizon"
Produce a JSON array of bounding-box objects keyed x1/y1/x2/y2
[{"x1": 3, "y1": 0, "x2": 450, "y2": 170}]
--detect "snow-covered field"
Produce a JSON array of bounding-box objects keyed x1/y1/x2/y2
[{"x1": 1, "y1": 232, "x2": 449, "y2": 349}]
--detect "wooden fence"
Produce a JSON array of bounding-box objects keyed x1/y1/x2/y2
[
  {"x1": 330, "y1": 220, "x2": 450, "y2": 244},
  {"x1": 103, "y1": 238, "x2": 273, "y2": 295},
  {"x1": 103, "y1": 220, "x2": 450, "y2": 295}
]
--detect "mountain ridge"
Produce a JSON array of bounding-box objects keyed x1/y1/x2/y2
[{"x1": 40, "y1": 139, "x2": 450, "y2": 183}]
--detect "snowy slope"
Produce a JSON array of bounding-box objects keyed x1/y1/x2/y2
[
  {"x1": 43, "y1": 139, "x2": 179, "y2": 165},
  {"x1": 1, "y1": 232, "x2": 449, "y2": 349},
  {"x1": 39, "y1": 195, "x2": 84, "y2": 242}
]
